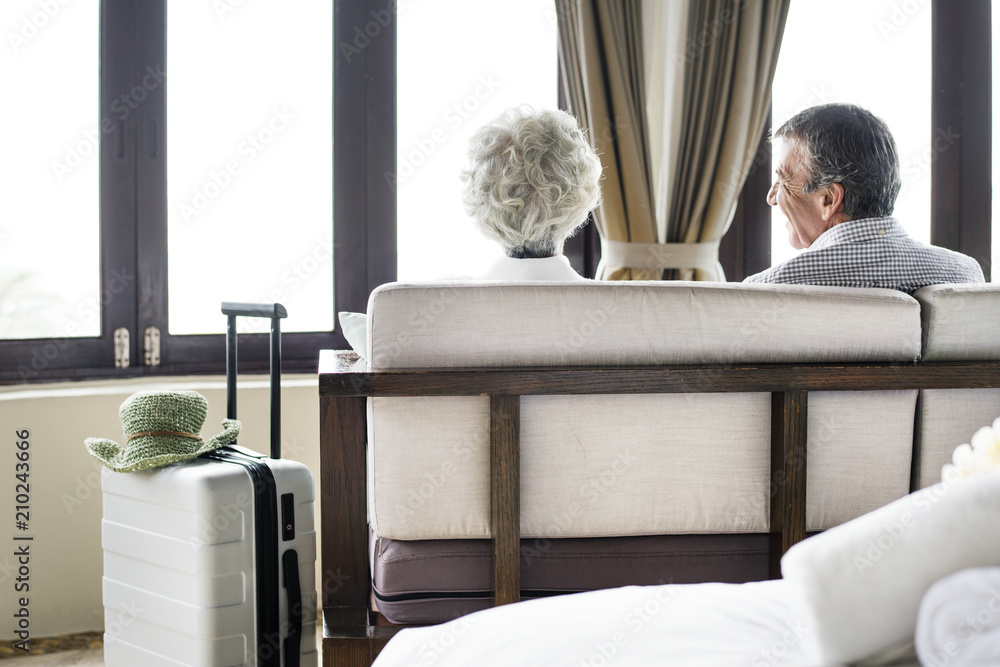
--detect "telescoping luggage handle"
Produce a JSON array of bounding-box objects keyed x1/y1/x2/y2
[
  {"x1": 219, "y1": 302, "x2": 302, "y2": 667},
  {"x1": 221, "y1": 302, "x2": 287, "y2": 459}
]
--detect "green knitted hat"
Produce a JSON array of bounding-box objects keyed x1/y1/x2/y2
[{"x1": 85, "y1": 390, "x2": 240, "y2": 473}]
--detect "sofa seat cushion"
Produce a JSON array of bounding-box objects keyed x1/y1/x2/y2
[{"x1": 370, "y1": 531, "x2": 772, "y2": 625}]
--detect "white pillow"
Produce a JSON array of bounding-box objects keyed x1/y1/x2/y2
[
  {"x1": 780, "y1": 468, "x2": 1000, "y2": 664},
  {"x1": 338, "y1": 311, "x2": 368, "y2": 361}
]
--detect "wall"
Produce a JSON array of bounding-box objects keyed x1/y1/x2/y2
[{"x1": 0, "y1": 374, "x2": 321, "y2": 641}]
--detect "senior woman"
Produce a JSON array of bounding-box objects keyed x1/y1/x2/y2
[
  {"x1": 461, "y1": 106, "x2": 603, "y2": 280},
  {"x1": 338, "y1": 106, "x2": 602, "y2": 358}
]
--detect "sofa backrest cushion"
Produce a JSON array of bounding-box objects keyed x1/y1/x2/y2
[
  {"x1": 914, "y1": 389, "x2": 1000, "y2": 489},
  {"x1": 914, "y1": 283, "x2": 1000, "y2": 361},
  {"x1": 367, "y1": 281, "x2": 921, "y2": 369},
  {"x1": 367, "y1": 390, "x2": 917, "y2": 540},
  {"x1": 364, "y1": 281, "x2": 921, "y2": 541}
]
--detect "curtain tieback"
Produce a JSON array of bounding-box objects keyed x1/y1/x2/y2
[{"x1": 600, "y1": 239, "x2": 721, "y2": 271}]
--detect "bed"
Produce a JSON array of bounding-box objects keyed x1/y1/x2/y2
[
  {"x1": 371, "y1": 466, "x2": 1000, "y2": 667},
  {"x1": 371, "y1": 579, "x2": 930, "y2": 666}
]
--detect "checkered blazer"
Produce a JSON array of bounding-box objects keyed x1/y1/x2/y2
[{"x1": 743, "y1": 217, "x2": 985, "y2": 294}]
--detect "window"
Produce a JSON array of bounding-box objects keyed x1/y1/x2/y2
[
  {"x1": 166, "y1": 2, "x2": 333, "y2": 335},
  {"x1": 1, "y1": 1, "x2": 100, "y2": 340},
  {"x1": 395, "y1": 0, "x2": 558, "y2": 279},
  {"x1": 1, "y1": 0, "x2": 337, "y2": 382}
]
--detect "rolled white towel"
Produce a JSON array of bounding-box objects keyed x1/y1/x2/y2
[
  {"x1": 780, "y1": 469, "x2": 1000, "y2": 664},
  {"x1": 915, "y1": 567, "x2": 1000, "y2": 667}
]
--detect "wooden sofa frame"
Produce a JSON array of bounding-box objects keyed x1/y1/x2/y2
[{"x1": 317, "y1": 349, "x2": 1000, "y2": 666}]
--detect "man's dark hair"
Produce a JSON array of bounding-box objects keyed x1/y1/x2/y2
[{"x1": 773, "y1": 103, "x2": 901, "y2": 220}]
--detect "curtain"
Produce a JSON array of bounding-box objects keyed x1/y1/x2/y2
[
  {"x1": 557, "y1": 0, "x2": 790, "y2": 281},
  {"x1": 557, "y1": 0, "x2": 658, "y2": 281},
  {"x1": 665, "y1": 0, "x2": 790, "y2": 281}
]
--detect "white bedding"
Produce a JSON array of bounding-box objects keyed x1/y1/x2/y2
[{"x1": 372, "y1": 580, "x2": 919, "y2": 667}]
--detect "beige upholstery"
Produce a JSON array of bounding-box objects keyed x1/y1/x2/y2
[
  {"x1": 368, "y1": 390, "x2": 917, "y2": 540},
  {"x1": 366, "y1": 282, "x2": 922, "y2": 541},
  {"x1": 915, "y1": 389, "x2": 1000, "y2": 489},
  {"x1": 805, "y1": 391, "x2": 916, "y2": 531},
  {"x1": 367, "y1": 281, "x2": 921, "y2": 368},
  {"x1": 915, "y1": 283, "x2": 1000, "y2": 361},
  {"x1": 913, "y1": 284, "x2": 1000, "y2": 489}
]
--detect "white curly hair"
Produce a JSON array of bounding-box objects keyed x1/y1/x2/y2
[{"x1": 460, "y1": 106, "x2": 603, "y2": 258}]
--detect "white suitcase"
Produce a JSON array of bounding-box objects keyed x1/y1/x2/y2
[{"x1": 101, "y1": 303, "x2": 317, "y2": 666}]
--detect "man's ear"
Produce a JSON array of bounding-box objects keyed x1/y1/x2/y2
[{"x1": 820, "y1": 183, "x2": 845, "y2": 222}]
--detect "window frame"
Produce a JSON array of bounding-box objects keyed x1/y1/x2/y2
[
  {"x1": 0, "y1": 0, "x2": 136, "y2": 383},
  {"x1": 1, "y1": 0, "x2": 991, "y2": 383},
  {"x1": 0, "y1": 0, "x2": 348, "y2": 383}
]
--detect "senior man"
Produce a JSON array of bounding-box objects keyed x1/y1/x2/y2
[{"x1": 743, "y1": 103, "x2": 984, "y2": 293}]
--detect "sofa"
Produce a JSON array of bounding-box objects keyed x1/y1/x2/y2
[{"x1": 317, "y1": 280, "x2": 1000, "y2": 666}]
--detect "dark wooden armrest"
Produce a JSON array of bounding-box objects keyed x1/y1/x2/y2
[{"x1": 320, "y1": 349, "x2": 367, "y2": 374}]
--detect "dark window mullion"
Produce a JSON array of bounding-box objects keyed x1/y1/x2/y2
[
  {"x1": 931, "y1": 0, "x2": 992, "y2": 278},
  {"x1": 335, "y1": 0, "x2": 396, "y2": 319},
  {"x1": 0, "y1": 0, "x2": 144, "y2": 385},
  {"x1": 721, "y1": 111, "x2": 772, "y2": 282},
  {"x1": 134, "y1": 0, "x2": 167, "y2": 366},
  {"x1": 364, "y1": 0, "x2": 397, "y2": 294},
  {"x1": 100, "y1": 0, "x2": 141, "y2": 368}
]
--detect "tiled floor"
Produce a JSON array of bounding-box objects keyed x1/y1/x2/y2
[
  {"x1": 0, "y1": 633, "x2": 103, "y2": 666},
  {"x1": 0, "y1": 649, "x2": 103, "y2": 666},
  {"x1": 0, "y1": 627, "x2": 323, "y2": 665}
]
